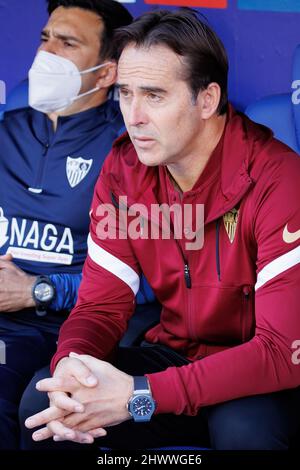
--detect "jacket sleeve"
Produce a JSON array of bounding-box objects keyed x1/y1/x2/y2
[
  {"x1": 51, "y1": 164, "x2": 141, "y2": 373},
  {"x1": 49, "y1": 273, "x2": 82, "y2": 311},
  {"x1": 147, "y1": 153, "x2": 300, "y2": 416},
  {"x1": 49, "y1": 272, "x2": 154, "y2": 311}
]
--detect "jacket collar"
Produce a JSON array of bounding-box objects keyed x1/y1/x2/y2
[{"x1": 30, "y1": 100, "x2": 120, "y2": 147}]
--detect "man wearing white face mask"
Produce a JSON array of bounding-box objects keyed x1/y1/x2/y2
[
  {"x1": 29, "y1": 51, "x2": 113, "y2": 115},
  {"x1": 0, "y1": 0, "x2": 136, "y2": 449}
]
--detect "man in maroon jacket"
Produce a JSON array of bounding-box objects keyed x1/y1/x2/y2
[{"x1": 22, "y1": 8, "x2": 300, "y2": 450}]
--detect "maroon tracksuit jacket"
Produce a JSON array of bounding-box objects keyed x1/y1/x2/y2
[{"x1": 52, "y1": 106, "x2": 300, "y2": 416}]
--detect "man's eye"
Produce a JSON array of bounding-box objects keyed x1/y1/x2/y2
[
  {"x1": 120, "y1": 89, "x2": 130, "y2": 98},
  {"x1": 148, "y1": 93, "x2": 161, "y2": 102},
  {"x1": 41, "y1": 37, "x2": 48, "y2": 42},
  {"x1": 64, "y1": 42, "x2": 74, "y2": 48}
]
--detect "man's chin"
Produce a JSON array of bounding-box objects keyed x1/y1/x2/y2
[{"x1": 136, "y1": 152, "x2": 162, "y2": 167}]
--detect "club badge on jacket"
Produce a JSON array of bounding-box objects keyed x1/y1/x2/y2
[{"x1": 223, "y1": 208, "x2": 239, "y2": 243}]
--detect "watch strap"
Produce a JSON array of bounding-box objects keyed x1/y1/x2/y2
[{"x1": 133, "y1": 376, "x2": 150, "y2": 394}]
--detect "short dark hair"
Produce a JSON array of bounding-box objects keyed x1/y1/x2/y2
[
  {"x1": 47, "y1": 0, "x2": 133, "y2": 60},
  {"x1": 114, "y1": 8, "x2": 228, "y2": 114}
]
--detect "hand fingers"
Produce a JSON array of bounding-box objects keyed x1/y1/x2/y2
[
  {"x1": 0, "y1": 253, "x2": 13, "y2": 261},
  {"x1": 31, "y1": 426, "x2": 54, "y2": 442},
  {"x1": 69, "y1": 352, "x2": 105, "y2": 371},
  {"x1": 48, "y1": 390, "x2": 84, "y2": 414},
  {"x1": 0, "y1": 259, "x2": 11, "y2": 268},
  {"x1": 62, "y1": 411, "x2": 108, "y2": 435},
  {"x1": 83, "y1": 427, "x2": 107, "y2": 438},
  {"x1": 31, "y1": 423, "x2": 106, "y2": 443},
  {"x1": 0, "y1": 255, "x2": 16, "y2": 270},
  {"x1": 62, "y1": 412, "x2": 99, "y2": 432},
  {"x1": 36, "y1": 376, "x2": 81, "y2": 393},
  {"x1": 25, "y1": 405, "x2": 66, "y2": 429},
  {"x1": 53, "y1": 432, "x2": 94, "y2": 444},
  {"x1": 56, "y1": 355, "x2": 98, "y2": 388},
  {"x1": 46, "y1": 410, "x2": 107, "y2": 441},
  {"x1": 32, "y1": 421, "x2": 79, "y2": 443},
  {"x1": 47, "y1": 420, "x2": 94, "y2": 444}
]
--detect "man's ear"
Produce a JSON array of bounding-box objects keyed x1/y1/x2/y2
[
  {"x1": 95, "y1": 62, "x2": 117, "y2": 89},
  {"x1": 198, "y1": 82, "x2": 222, "y2": 120}
]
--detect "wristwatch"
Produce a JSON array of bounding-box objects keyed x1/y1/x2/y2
[
  {"x1": 32, "y1": 275, "x2": 55, "y2": 317},
  {"x1": 127, "y1": 376, "x2": 156, "y2": 422}
]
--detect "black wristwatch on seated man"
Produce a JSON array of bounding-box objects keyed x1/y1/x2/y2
[
  {"x1": 32, "y1": 275, "x2": 56, "y2": 317},
  {"x1": 127, "y1": 376, "x2": 156, "y2": 422}
]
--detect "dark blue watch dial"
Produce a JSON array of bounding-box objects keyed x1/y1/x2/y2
[{"x1": 132, "y1": 396, "x2": 154, "y2": 417}]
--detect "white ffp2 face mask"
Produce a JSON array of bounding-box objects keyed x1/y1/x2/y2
[{"x1": 28, "y1": 50, "x2": 111, "y2": 113}]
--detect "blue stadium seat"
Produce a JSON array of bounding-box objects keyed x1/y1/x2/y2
[{"x1": 245, "y1": 44, "x2": 300, "y2": 154}]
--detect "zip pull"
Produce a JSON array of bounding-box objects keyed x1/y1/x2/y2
[
  {"x1": 184, "y1": 263, "x2": 192, "y2": 289},
  {"x1": 243, "y1": 286, "x2": 250, "y2": 297},
  {"x1": 43, "y1": 143, "x2": 49, "y2": 156}
]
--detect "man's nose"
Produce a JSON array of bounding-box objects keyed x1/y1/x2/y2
[{"x1": 127, "y1": 100, "x2": 148, "y2": 127}]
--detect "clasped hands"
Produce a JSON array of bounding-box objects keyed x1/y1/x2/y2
[{"x1": 25, "y1": 353, "x2": 134, "y2": 445}]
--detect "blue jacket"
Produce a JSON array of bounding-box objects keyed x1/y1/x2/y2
[{"x1": 0, "y1": 102, "x2": 124, "y2": 310}]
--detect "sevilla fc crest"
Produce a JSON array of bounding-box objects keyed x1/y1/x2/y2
[
  {"x1": 66, "y1": 157, "x2": 93, "y2": 188},
  {"x1": 223, "y1": 208, "x2": 239, "y2": 243}
]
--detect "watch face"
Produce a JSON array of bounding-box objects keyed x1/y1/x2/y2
[
  {"x1": 34, "y1": 282, "x2": 54, "y2": 302},
  {"x1": 131, "y1": 395, "x2": 155, "y2": 418}
]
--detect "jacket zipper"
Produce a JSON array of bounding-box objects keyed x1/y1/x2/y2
[
  {"x1": 28, "y1": 142, "x2": 50, "y2": 193},
  {"x1": 242, "y1": 286, "x2": 251, "y2": 342},
  {"x1": 175, "y1": 238, "x2": 196, "y2": 341},
  {"x1": 184, "y1": 262, "x2": 192, "y2": 288},
  {"x1": 175, "y1": 239, "x2": 191, "y2": 289}
]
